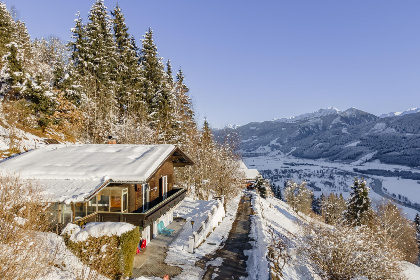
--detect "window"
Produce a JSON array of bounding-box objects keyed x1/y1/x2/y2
[
  {"x1": 122, "y1": 189, "x2": 128, "y2": 212},
  {"x1": 142, "y1": 184, "x2": 149, "y2": 212},
  {"x1": 162, "y1": 176, "x2": 168, "y2": 200},
  {"x1": 88, "y1": 186, "x2": 128, "y2": 213}
]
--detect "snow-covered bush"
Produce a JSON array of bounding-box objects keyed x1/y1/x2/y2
[
  {"x1": 300, "y1": 223, "x2": 405, "y2": 280},
  {"x1": 267, "y1": 226, "x2": 290, "y2": 280},
  {"x1": 0, "y1": 174, "x2": 52, "y2": 279},
  {"x1": 321, "y1": 193, "x2": 347, "y2": 225},
  {"x1": 373, "y1": 200, "x2": 418, "y2": 263},
  {"x1": 284, "y1": 180, "x2": 313, "y2": 214},
  {"x1": 62, "y1": 222, "x2": 140, "y2": 280}
]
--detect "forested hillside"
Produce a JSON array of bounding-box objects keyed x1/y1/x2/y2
[
  {"x1": 224, "y1": 107, "x2": 420, "y2": 167},
  {"x1": 0, "y1": 0, "x2": 242, "y2": 199}
]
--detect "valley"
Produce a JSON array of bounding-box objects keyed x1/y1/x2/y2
[{"x1": 243, "y1": 151, "x2": 420, "y2": 219}]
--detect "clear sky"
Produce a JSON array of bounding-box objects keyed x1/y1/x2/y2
[{"x1": 3, "y1": 0, "x2": 420, "y2": 128}]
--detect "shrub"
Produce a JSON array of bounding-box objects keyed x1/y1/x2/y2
[
  {"x1": 372, "y1": 200, "x2": 419, "y2": 263},
  {"x1": 119, "y1": 226, "x2": 141, "y2": 276},
  {"x1": 284, "y1": 180, "x2": 313, "y2": 214},
  {"x1": 300, "y1": 223, "x2": 405, "y2": 280},
  {"x1": 0, "y1": 174, "x2": 52, "y2": 279},
  {"x1": 62, "y1": 224, "x2": 140, "y2": 280}
]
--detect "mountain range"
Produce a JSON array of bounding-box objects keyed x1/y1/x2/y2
[{"x1": 217, "y1": 107, "x2": 420, "y2": 168}]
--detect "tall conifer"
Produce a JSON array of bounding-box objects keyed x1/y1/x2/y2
[
  {"x1": 345, "y1": 178, "x2": 371, "y2": 226},
  {"x1": 112, "y1": 4, "x2": 143, "y2": 122}
]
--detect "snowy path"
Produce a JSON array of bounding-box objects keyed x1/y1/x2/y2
[{"x1": 199, "y1": 193, "x2": 253, "y2": 280}]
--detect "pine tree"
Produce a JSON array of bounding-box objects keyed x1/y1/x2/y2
[
  {"x1": 173, "y1": 68, "x2": 195, "y2": 143},
  {"x1": 72, "y1": 0, "x2": 118, "y2": 142},
  {"x1": 111, "y1": 4, "x2": 143, "y2": 123},
  {"x1": 311, "y1": 194, "x2": 321, "y2": 214},
  {"x1": 165, "y1": 59, "x2": 174, "y2": 85},
  {"x1": 69, "y1": 12, "x2": 87, "y2": 77},
  {"x1": 0, "y1": 3, "x2": 15, "y2": 64},
  {"x1": 415, "y1": 213, "x2": 420, "y2": 234},
  {"x1": 140, "y1": 28, "x2": 174, "y2": 141},
  {"x1": 345, "y1": 178, "x2": 371, "y2": 226},
  {"x1": 0, "y1": 5, "x2": 27, "y2": 98}
]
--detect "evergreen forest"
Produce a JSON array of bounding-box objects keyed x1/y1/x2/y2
[{"x1": 0, "y1": 0, "x2": 242, "y2": 199}]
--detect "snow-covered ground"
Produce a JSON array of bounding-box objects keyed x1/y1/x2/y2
[
  {"x1": 0, "y1": 103, "x2": 48, "y2": 157},
  {"x1": 247, "y1": 191, "x2": 420, "y2": 280},
  {"x1": 164, "y1": 195, "x2": 241, "y2": 279},
  {"x1": 246, "y1": 191, "x2": 320, "y2": 280}
]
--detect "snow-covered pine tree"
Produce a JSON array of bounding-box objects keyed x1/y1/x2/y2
[
  {"x1": 0, "y1": 3, "x2": 15, "y2": 65},
  {"x1": 345, "y1": 177, "x2": 371, "y2": 226},
  {"x1": 165, "y1": 59, "x2": 174, "y2": 86},
  {"x1": 172, "y1": 68, "x2": 196, "y2": 144},
  {"x1": 140, "y1": 28, "x2": 174, "y2": 142},
  {"x1": 69, "y1": 12, "x2": 87, "y2": 77},
  {"x1": 74, "y1": 0, "x2": 118, "y2": 142},
  {"x1": 0, "y1": 4, "x2": 25, "y2": 98},
  {"x1": 112, "y1": 4, "x2": 143, "y2": 124}
]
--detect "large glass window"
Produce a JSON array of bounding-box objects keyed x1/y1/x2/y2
[
  {"x1": 74, "y1": 202, "x2": 85, "y2": 220},
  {"x1": 97, "y1": 194, "x2": 110, "y2": 212},
  {"x1": 87, "y1": 196, "x2": 97, "y2": 215},
  {"x1": 62, "y1": 204, "x2": 73, "y2": 224},
  {"x1": 88, "y1": 186, "x2": 128, "y2": 213},
  {"x1": 110, "y1": 188, "x2": 122, "y2": 212}
]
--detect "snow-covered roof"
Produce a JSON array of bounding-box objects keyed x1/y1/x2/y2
[
  {"x1": 238, "y1": 160, "x2": 260, "y2": 180},
  {"x1": 0, "y1": 144, "x2": 187, "y2": 203}
]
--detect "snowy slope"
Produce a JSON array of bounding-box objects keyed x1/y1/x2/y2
[
  {"x1": 246, "y1": 191, "x2": 320, "y2": 280},
  {"x1": 247, "y1": 191, "x2": 420, "y2": 280},
  {"x1": 0, "y1": 103, "x2": 57, "y2": 158}
]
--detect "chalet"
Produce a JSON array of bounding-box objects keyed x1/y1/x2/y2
[
  {"x1": 238, "y1": 160, "x2": 260, "y2": 188},
  {"x1": 0, "y1": 144, "x2": 193, "y2": 243}
]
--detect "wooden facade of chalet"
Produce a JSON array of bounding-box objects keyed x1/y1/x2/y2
[{"x1": 56, "y1": 148, "x2": 193, "y2": 232}]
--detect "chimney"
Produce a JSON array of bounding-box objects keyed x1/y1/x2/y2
[{"x1": 106, "y1": 135, "x2": 117, "y2": 144}]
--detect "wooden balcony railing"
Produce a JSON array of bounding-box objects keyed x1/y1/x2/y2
[{"x1": 93, "y1": 187, "x2": 187, "y2": 228}]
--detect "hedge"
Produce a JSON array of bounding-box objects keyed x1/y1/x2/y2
[{"x1": 63, "y1": 225, "x2": 140, "y2": 279}]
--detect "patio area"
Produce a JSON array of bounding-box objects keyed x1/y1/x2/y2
[{"x1": 131, "y1": 218, "x2": 186, "y2": 279}]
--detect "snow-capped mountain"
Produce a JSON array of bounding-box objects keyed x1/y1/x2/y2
[
  {"x1": 215, "y1": 107, "x2": 420, "y2": 168},
  {"x1": 379, "y1": 107, "x2": 420, "y2": 118},
  {"x1": 273, "y1": 107, "x2": 340, "y2": 123}
]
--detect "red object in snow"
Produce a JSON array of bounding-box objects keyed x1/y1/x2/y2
[{"x1": 140, "y1": 239, "x2": 147, "y2": 249}]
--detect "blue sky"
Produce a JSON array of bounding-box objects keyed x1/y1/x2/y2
[{"x1": 3, "y1": 0, "x2": 420, "y2": 128}]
